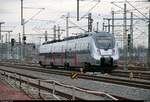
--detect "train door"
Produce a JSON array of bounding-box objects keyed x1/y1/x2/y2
[
  {"x1": 65, "y1": 41, "x2": 74, "y2": 67},
  {"x1": 76, "y1": 41, "x2": 81, "y2": 66},
  {"x1": 73, "y1": 43, "x2": 77, "y2": 66},
  {"x1": 45, "y1": 48, "x2": 52, "y2": 65},
  {"x1": 66, "y1": 44, "x2": 71, "y2": 64},
  {"x1": 51, "y1": 46, "x2": 55, "y2": 65},
  {"x1": 63, "y1": 42, "x2": 69, "y2": 69}
]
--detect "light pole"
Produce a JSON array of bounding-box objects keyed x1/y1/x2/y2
[
  {"x1": 0, "y1": 22, "x2": 5, "y2": 61},
  {"x1": 21, "y1": 0, "x2": 25, "y2": 61},
  {"x1": 66, "y1": 13, "x2": 69, "y2": 38},
  {"x1": 148, "y1": 10, "x2": 150, "y2": 70},
  {"x1": 123, "y1": 2, "x2": 128, "y2": 71},
  {"x1": 21, "y1": 0, "x2": 45, "y2": 61}
]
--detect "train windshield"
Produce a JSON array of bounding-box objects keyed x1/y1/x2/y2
[{"x1": 95, "y1": 36, "x2": 114, "y2": 49}]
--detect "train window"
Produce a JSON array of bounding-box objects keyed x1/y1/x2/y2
[{"x1": 95, "y1": 36, "x2": 114, "y2": 49}]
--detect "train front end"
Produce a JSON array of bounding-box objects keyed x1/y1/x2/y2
[{"x1": 92, "y1": 32, "x2": 119, "y2": 72}]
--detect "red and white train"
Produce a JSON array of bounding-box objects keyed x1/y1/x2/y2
[{"x1": 39, "y1": 32, "x2": 119, "y2": 72}]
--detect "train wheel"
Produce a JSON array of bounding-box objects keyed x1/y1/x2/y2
[
  {"x1": 39, "y1": 61, "x2": 42, "y2": 65},
  {"x1": 67, "y1": 63, "x2": 70, "y2": 70},
  {"x1": 39, "y1": 61, "x2": 46, "y2": 68},
  {"x1": 103, "y1": 67, "x2": 114, "y2": 73},
  {"x1": 110, "y1": 58, "x2": 113, "y2": 66},
  {"x1": 105, "y1": 69, "x2": 112, "y2": 73},
  {"x1": 84, "y1": 63, "x2": 91, "y2": 72},
  {"x1": 50, "y1": 62, "x2": 54, "y2": 67},
  {"x1": 64, "y1": 63, "x2": 70, "y2": 70},
  {"x1": 101, "y1": 58, "x2": 105, "y2": 67},
  {"x1": 41, "y1": 64, "x2": 46, "y2": 68},
  {"x1": 101, "y1": 70, "x2": 105, "y2": 74}
]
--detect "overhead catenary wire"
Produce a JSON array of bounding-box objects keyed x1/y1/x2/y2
[
  {"x1": 60, "y1": 15, "x2": 87, "y2": 32},
  {"x1": 126, "y1": 0, "x2": 149, "y2": 20},
  {"x1": 23, "y1": 7, "x2": 45, "y2": 10},
  {"x1": 79, "y1": 0, "x2": 101, "y2": 21},
  {"x1": 79, "y1": 0, "x2": 95, "y2": 8},
  {"x1": 30, "y1": 19, "x2": 55, "y2": 23},
  {"x1": 68, "y1": 19, "x2": 87, "y2": 32},
  {"x1": 111, "y1": 2, "x2": 148, "y2": 22},
  {"x1": 114, "y1": 6, "x2": 150, "y2": 14},
  {"x1": 24, "y1": 8, "x2": 45, "y2": 24}
]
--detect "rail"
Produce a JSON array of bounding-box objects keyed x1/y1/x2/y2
[
  {"x1": 0, "y1": 63, "x2": 150, "y2": 89},
  {"x1": 0, "y1": 69, "x2": 118, "y2": 100}
]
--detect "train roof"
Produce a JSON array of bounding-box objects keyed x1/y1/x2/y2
[{"x1": 42, "y1": 31, "x2": 113, "y2": 45}]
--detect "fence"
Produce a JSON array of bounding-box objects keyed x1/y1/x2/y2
[{"x1": 0, "y1": 70, "x2": 118, "y2": 100}]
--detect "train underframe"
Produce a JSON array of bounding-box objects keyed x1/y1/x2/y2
[
  {"x1": 83, "y1": 57, "x2": 117, "y2": 73},
  {"x1": 39, "y1": 57, "x2": 117, "y2": 73}
]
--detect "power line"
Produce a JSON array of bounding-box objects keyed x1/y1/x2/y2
[
  {"x1": 30, "y1": 19, "x2": 55, "y2": 23},
  {"x1": 61, "y1": 14, "x2": 87, "y2": 32},
  {"x1": 115, "y1": 6, "x2": 149, "y2": 13},
  {"x1": 24, "y1": 9, "x2": 45, "y2": 24},
  {"x1": 112, "y1": 1, "x2": 148, "y2": 3},
  {"x1": 69, "y1": 19, "x2": 87, "y2": 32},
  {"x1": 111, "y1": 2, "x2": 148, "y2": 22},
  {"x1": 79, "y1": 0, "x2": 100, "y2": 20},
  {"x1": 23, "y1": 7, "x2": 45, "y2": 10},
  {"x1": 126, "y1": 0, "x2": 149, "y2": 20}
]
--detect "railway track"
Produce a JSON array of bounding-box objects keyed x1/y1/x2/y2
[
  {"x1": 111, "y1": 70, "x2": 150, "y2": 80},
  {"x1": 0, "y1": 67, "x2": 119, "y2": 100},
  {"x1": 117, "y1": 64, "x2": 149, "y2": 71},
  {"x1": 0, "y1": 62, "x2": 150, "y2": 90},
  {"x1": 118, "y1": 61, "x2": 148, "y2": 71},
  {"x1": 0, "y1": 61, "x2": 150, "y2": 80},
  {"x1": 0, "y1": 70, "x2": 85, "y2": 100}
]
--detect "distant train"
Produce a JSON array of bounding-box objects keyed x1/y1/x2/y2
[{"x1": 39, "y1": 32, "x2": 119, "y2": 72}]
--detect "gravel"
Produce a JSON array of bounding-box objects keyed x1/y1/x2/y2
[{"x1": 0, "y1": 66, "x2": 150, "y2": 100}]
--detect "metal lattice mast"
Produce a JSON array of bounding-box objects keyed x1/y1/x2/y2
[
  {"x1": 53, "y1": 25, "x2": 56, "y2": 40},
  {"x1": 112, "y1": 11, "x2": 114, "y2": 35},
  {"x1": 148, "y1": 10, "x2": 150, "y2": 70},
  {"x1": 130, "y1": 12, "x2": 133, "y2": 59},
  {"x1": 45, "y1": 31, "x2": 48, "y2": 41},
  {"x1": 66, "y1": 13, "x2": 69, "y2": 37},
  {"x1": 123, "y1": 2, "x2": 128, "y2": 70},
  {"x1": 108, "y1": 19, "x2": 111, "y2": 33}
]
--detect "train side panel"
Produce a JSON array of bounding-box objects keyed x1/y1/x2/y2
[{"x1": 39, "y1": 32, "x2": 119, "y2": 72}]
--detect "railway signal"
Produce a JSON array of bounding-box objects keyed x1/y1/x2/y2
[
  {"x1": 23, "y1": 36, "x2": 26, "y2": 44},
  {"x1": 127, "y1": 34, "x2": 131, "y2": 51},
  {"x1": 88, "y1": 13, "x2": 93, "y2": 32},
  {"x1": 11, "y1": 38, "x2": 15, "y2": 47}
]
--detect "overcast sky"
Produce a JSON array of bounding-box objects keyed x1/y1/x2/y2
[{"x1": 0, "y1": 0, "x2": 149, "y2": 47}]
